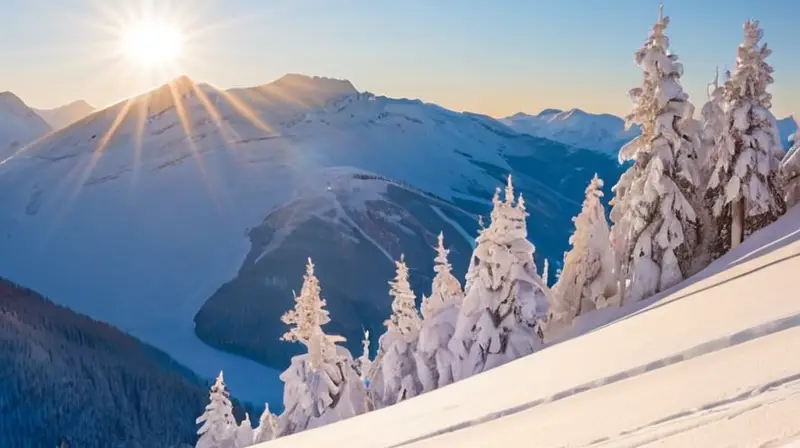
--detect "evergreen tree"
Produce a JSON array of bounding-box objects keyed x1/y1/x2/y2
[
  {"x1": 706, "y1": 20, "x2": 786, "y2": 256},
  {"x1": 196, "y1": 371, "x2": 236, "y2": 448},
  {"x1": 369, "y1": 255, "x2": 424, "y2": 408},
  {"x1": 280, "y1": 259, "x2": 332, "y2": 353},
  {"x1": 449, "y1": 175, "x2": 550, "y2": 381},
  {"x1": 610, "y1": 4, "x2": 703, "y2": 303},
  {"x1": 781, "y1": 118, "x2": 800, "y2": 208},
  {"x1": 700, "y1": 67, "x2": 728, "y2": 187},
  {"x1": 550, "y1": 174, "x2": 616, "y2": 327},
  {"x1": 386, "y1": 254, "x2": 422, "y2": 336},
  {"x1": 464, "y1": 217, "x2": 487, "y2": 295},
  {"x1": 357, "y1": 329, "x2": 372, "y2": 382},
  {"x1": 234, "y1": 413, "x2": 253, "y2": 448},
  {"x1": 277, "y1": 258, "x2": 367, "y2": 436},
  {"x1": 541, "y1": 258, "x2": 550, "y2": 287},
  {"x1": 415, "y1": 233, "x2": 465, "y2": 392},
  {"x1": 252, "y1": 404, "x2": 278, "y2": 444}
]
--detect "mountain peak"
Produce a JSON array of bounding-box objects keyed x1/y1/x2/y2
[
  {"x1": 556, "y1": 108, "x2": 588, "y2": 120},
  {"x1": 33, "y1": 99, "x2": 96, "y2": 130},
  {"x1": 538, "y1": 108, "x2": 563, "y2": 116},
  {"x1": 270, "y1": 73, "x2": 358, "y2": 95},
  {"x1": 66, "y1": 99, "x2": 94, "y2": 110},
  {"x1": 0, "y1": 91, "x2": 27, "y2": 108},
  {"x1": 0, "y1": 91, "x2": 49, "y2": 124},
  {"x1": 124, "y1": 74, "x2": 201, "y2": 117}
]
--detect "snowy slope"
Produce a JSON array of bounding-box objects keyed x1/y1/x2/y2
[
  {"x1": 260, "y1": 205, "x2": 800, "y2": 447},
  {"x1": 34, "y1": 100, "x2": 95, "y2": 130},
  {"x1": 0, "y1": 91, "x2": 51, "y2": 159},
  {"x1": 502, "y1": 109, "x2": 640, "y2": 158},
  {"x1": 0, "y1": 74, "x2": 621, "y2": 404}
]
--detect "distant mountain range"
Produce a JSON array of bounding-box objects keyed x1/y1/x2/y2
[
  {"x1": 503, "y1": 108, "x2": 797, "y2": 158},
  {"x1": 34, "y1": 100, "x2": 95, "y2": 130}
]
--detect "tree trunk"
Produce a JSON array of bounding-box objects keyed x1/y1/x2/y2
[
  {"x1": 616, "y1": 260, "x2": 627, "y2": 307},
  {"x1": 731, "y1": 198, "x2": 744, "y2": 249}
]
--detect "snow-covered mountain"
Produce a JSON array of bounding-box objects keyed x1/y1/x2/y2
[
  {"x1": 0, "y1": 73, "x2": 623, "y2": 404},
  {"x1": 777, "y1": 115, "x2": 797, "y2": 149},
  {"x1": 504, "y1": 109, "x2": 798, "y2": 158},
  {"x1": 501, "y1": 108, "x2": 640, "y2": 158},
  {"x1": 260, "y1": 204, "x2": 800, "y2": 447},
  {"x1": 0, "y1": 91, "x2": 51, "y2": 159},
  {"x1": 34, "y1": 99, "x2": 95, "y2": 130}
]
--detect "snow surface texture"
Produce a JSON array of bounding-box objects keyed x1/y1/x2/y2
[
  {"x1": 257, "y1": 204, "x2": 800, "y2": 447},
  {"x1": 0, "y1": 92, "x2": 51, "y2": 160},
  {"x1": 0, "y1": 74, "x2": 606, "y2": 404},
  {"x1": 503, "y1": 110, "x2": 797, "y2": 159},
  {"x1": 34, "y1": 100, "x2": 96, "y2": 130}
]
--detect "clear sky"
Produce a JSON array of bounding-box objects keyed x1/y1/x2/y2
[{"x1": 1, "y1": 0, "x2": 797, "y2": 118}]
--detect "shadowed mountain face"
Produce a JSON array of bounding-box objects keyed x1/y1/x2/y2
[
  {"x1": 195, "y1": 173, "x2": 478, "y2": 369},
  {"x1": 0, "y1": 73, "x2": 625, "y2": 397}
]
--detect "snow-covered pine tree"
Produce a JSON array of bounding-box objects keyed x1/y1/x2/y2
[
  {"x1": 700, "y1": 67, "x2": 728, "y2": 187},
  {"x1": 415, "y1": 232, "x2": 465, "y2": 392},
  {"x1": 781, "y1": 118, "x2": 800, "y2": 208},
  {"x1": 277, "y1": 258, "x2": 366, "y2": 436},
  {"x1": 541, "y1": 258, "x2": 550, "y2": 286},
  {"x1": 252, "y1": 404, "x2": 278, "y2": 444},
  {"x1": 357, "y1": 329, "x2": 372, "y2": 382},
  {"x1": 463, "y1": 217, "x2": 485, "y2": 295},
  {"x1": 448, "y1": 175, "x2": 550, "y2": 381},
  {"x1": 234, "y1": 413, "x2": 253, "y2": 448},
  {"x1": 369, "y1": 255, "x2": 424, "y2": 408},
  {"x1": 550, "y1": 174, "x2": 616, "y2": 328},
  {"x1": 196, "y1": 371, "x2": 236, "y2": 448},
  {"x1": 706, "y1": 20, "x2": 786, "y2": 257},
  {"x1": 609, "y1": 5, "x2": 703, "y2": 303}
]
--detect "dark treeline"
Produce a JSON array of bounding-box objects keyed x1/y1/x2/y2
[{"x1": 0, "y1": 278, "x2": 254, "y2": 448}]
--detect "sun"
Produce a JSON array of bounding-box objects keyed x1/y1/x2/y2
[{"x1": 121, "y1": 20, "x2": 184, "y2": 68}]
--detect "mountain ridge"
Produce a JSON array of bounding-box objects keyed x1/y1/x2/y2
[{"x1": 503, "y1": 108, "x2": 797, "y2": 158}]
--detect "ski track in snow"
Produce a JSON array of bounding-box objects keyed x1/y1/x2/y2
[
  {"x1": 587, "y1": 377, "x2": 800, "y2": 447},
  {"x1": 390, "y1": 308, "x2": 800, "y2": 448}
]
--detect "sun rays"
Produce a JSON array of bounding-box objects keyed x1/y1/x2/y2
[{"x1": 6, "y1": 0, "x2": 320, "y2": 233}]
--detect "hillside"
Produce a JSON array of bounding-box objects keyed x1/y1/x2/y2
[
  {"x1": 0, "y1": 74, "x2": 623, "y2": 402},
  {"x1": 0, "y1": 277, "x2": 209, "y2": 448},
  {"x1": 0, "y1": 91, "x2": 51, "y2": 160},
  {"x1": 259, "y1": 204, "x2": 800, "y2": 447}
]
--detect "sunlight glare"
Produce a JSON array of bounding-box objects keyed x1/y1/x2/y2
[{"x1": 122, "y1": 20, "x2": 183, "y2": 67}]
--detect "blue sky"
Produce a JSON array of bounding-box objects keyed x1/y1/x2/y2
[{"x1": 1, "y1": 0, "x2": 797, "y2": 118}]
